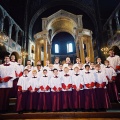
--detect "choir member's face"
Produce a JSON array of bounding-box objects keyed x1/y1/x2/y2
[
  {"x1": 66, "y1": 58, "x2": 70, "y2": 63},
  {"x1": 79, "y1": 64, "x2": 83, "y2": 68},
  {"x1": 53, "y1": 70, "x2": 58, "y2": 76},
  {"x1": 74, "y1": 67, "x2": 79, "y2": 73},
  {"x1": 85, "y1": 66, "x2": 90, "y2": 71},
  {"x1": 18, "y1": 59, "x2": 22, "y2": 64},
  {"x1": 85, "y1": 57, "x2": 90, "y2": 62},
  {"x1": 55, "y1": 58, "x2": 59, "y2": 63},
  {"x1": 59, "y1": 65, "x2": 63, "y2": 69},
  {"x1": 97, "y1": 58, "x2": 101, "y2": 63},
  {"x1": 76, "y1": 58, "x2": 80, "y2": 63},
  {"x1": 95, "y1": 66, "x2": 100, "y2": 71},
  {"x1": 68, "y1": 65, "x2": 73, "y2": 68},
  {"x1": 27, "y1": 65, "x2": 31, "y2": 69},
  {"x1": 4, "y1": 57, "x2": 10, "y2": 63},
  {"x1": 90, "y1": 63, "x2": 95, "y2": 68},
  {"x1": 37, "y1": 65, "x2": 41, "y2": 70},
  {"x1": 24, "y1": 70, "x2": 28, "y2": 75},
  {"x1": 46, "y1": 60, "x2": 49, "y2": 65},
  {"x1": 109, "y1": 50, "x2": 114, "y2": 56},
  {"x1": 49, "y1": 65, "x2": 53, "y2": 69},
  {"x1": 64, "y1": 67, "x2": 69, "y2": 73},
  {"x1": 105, "y1": 62, "x2": 109, "y2": 66},
  {"x1": 27, "y1": 61, "x2": 31, "y2": 65},
  {"x1": 32, "y1": 71, "x2": 37, "y2": 76},
  {"x1": 11, "y1": 55, "x2": 15, "y2": 61},
  {"x1": 43, "y1": 71, "x2": 47, "y2": 75}
]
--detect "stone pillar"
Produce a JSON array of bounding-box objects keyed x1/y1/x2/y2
[
  {"x1": 115, "y1": 11, "x2": 120, "y2": 30},
  {"x1": 0, "y1": 18, "x2": 4, "y2": 32},
  {"x1": 44, "y1": 39, "x2": 47, "y2": 66},
  {"x1": 109, "y1": 19, "x2": 113, "y2": 37},
  {"x1": 76, "y1": 43, "x2": 79, "y2": 57},
  {"x1": 89, "y1": 37, "x2": 94, "y2": 62},
  {"x1": 8, "y1": 23, "x2": 13, "y2": 38},
  {"x1": 35, "y1": 40, "x2": 38, "y2": 65},
  {"x1": 47, "y1": 44, "x2": 51, "y2": 63},
  {"x1": 79, "y1": 36, "x2": 85, "y2": 63}
]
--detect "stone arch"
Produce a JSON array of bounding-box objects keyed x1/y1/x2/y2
[{"x1": 29, "y1": 0, "x2": 98, "y2": 39}]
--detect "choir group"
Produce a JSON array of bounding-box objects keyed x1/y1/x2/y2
[{"x1": 0, "y1": 49, "x2": 120, "y2": 113}]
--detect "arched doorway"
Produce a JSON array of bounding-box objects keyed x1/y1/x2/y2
[
  {"x1": 34, "y1": 10, "x2": 94, "y2": 65},
  {"x1": 10, "y1": 51, "x2": 19, "y2": 62},
  {"x1": 51, "y1": 32, "x2": 76, "y2": 63}
]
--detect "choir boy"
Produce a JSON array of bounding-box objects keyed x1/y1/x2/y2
[
  {"x1": 96, "y1": 58, "x2": 105, "y2": 70},
  {"x1": 68, "y1": 63, "x2": 74, "y2": 75},
  {"x1": 43, "y1": 60, "x2": 50, "y2": 71},
  {"x1": 73, "y1": 58, "x2": 81, "y2": 68},
  {"x1": 53, "y1": 57, "x2": 60, "y2": 69},
  {"x1": 72, "y1": 67, "x2": 84, "y2": 111},
  {"x1": 82, "y1": 65, "x2": 97, "y2": 110},
  {"x1": 94, "y1": 64, "x2": 111, "y2": 110},
  {"x1": 0, "y1": 55, "x2": 15, "y2": 113},
  {"x1": 16, "y1": 69, "x2": 29, "y2": 113},
  {"x1": 50, "y1": 69, "x2": 62, "y2": 111},
  {"x1": 27, "y1": 70, "x2": 39, "y2": 111},
  {"x1": 37, "y1": 69, "x2": 51, "y2": 111},
  {"x1": 107, "y1": 49, "x2": 120, "y2": 92},
  {"x1": 63, "y1": 57, "x2": 71, "y2": 69},
  {"x1": 104, "y1": 60, "x2": 119, "y2": 103},
  {"x1": 34, "y1": 61, "x2": 43, "y2": 71},
  {"x1": 61, "y1": 67, "x2": 73, "y2": 111},
  {"x1": 25, "y1": 60, "x2": 34, "y2": 70},
  {"x1": 58, "y1": 64, "x2": 64, "y2": 77},
  {"x1": 36, "y1": 64, "x2": 43, "y2": 78},
  {"x1": 12, "y1": 58, "x2": 24, "y2": 97}
]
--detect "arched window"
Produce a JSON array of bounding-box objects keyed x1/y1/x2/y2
[
  {"x1": 67, "y1": 43, "x2": 73, "y2": 53},
  {"x1": 55, "y1": 44, "x2": 59, "y2": 53}
]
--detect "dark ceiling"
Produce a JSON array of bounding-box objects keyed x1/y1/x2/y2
[{"x1": 0, "y1": 0, "x2": 120, "y2": 39}]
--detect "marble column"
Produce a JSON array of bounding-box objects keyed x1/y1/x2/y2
[
  {"x1": 8, "y1": 23, "x2": 13, "y2": 38},
  {"x1": 44, "y1": 39, "x2": 47, "y2": 66},
  {"x1": 35, "y1": 40, "x2": 38, "y2": 65},
  {"x1": 47, "y1": 44, "x2": 51, "y2": 63},
  {"x1": 79, "y1": 36, "x2": 85, "y2": 63},
  {"x1": 89, "y1": 37, "x2": 94, "y2": 62}
]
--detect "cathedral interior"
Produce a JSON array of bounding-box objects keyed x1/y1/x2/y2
[{"x1": 0, "y1": 0, "x2": 120, "y2": 119}]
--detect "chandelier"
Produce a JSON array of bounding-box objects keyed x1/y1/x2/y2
[
  {"x1": 0, "y1": 32, "x2": 8, "y2": 46},
  {"x1": 101, "y1": 47, "x2": 109, "y2": 55}
]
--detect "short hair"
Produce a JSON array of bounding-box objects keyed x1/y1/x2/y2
[
  {"x1": 104, "y1": 60, "x2": 109, "y2": 63},
  {"x1": 43, "y1": 69, "x2": 47, "y2": 72},
  {"x1": 74, "y1": 66, "x2": 79, "y2": 70},
  {"x1": 55, "y1": 57, "x2": 59, "y2": 59},
  {"x1": 4, "y1": 55, "x2": 10, "y2": 58},
  {"x1": 53, "y1": 68, "x2": 58, "y2": 72},
  {"x1": 85, "y1": 65, "x2": 90, "y2": 68},
  {"x1": 23, "y1": 69, "x2": 29, "y2": 72},
  {"x1": 32, "y1": 70, "x2": 37, "y2": 73},
  {"x1": 95, "y1": 64, "x2": 100, "y2": 68},
  {"x1": 109, "y1": 48, "x2": 114, "y2": 52}
]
